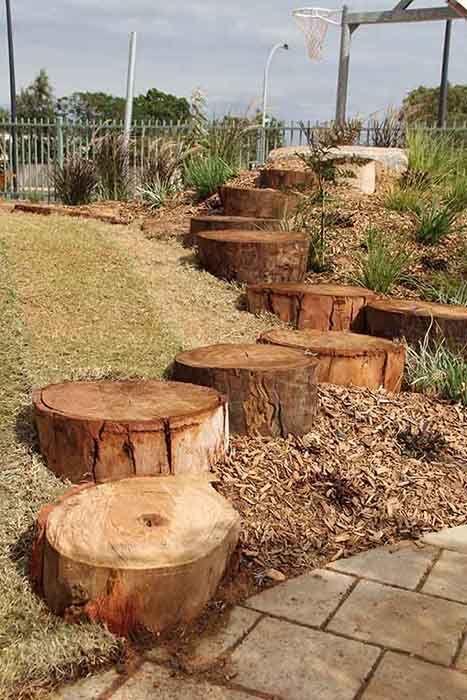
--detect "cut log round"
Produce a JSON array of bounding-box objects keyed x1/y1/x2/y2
[
  {"x1": 247, "y1": 283, "x2": 376, "y2": 331},
  {"x1": 259, "y1": 329, "x2": 405, "y2": 392},
  {"x1": 173, "y1": 343, "x2": 318, "y2": 436},
  {"x1": 259, "y1": 168, "x2": 317, "y2": 191},
  {"x1": 197, "y1": 229, "x2": 308, "y2": 284},
  {"x1": 32, "y1": 477, "x2": 240, "y2": 636},
  {"x1": 365, "y1": 298, "x2": 467, "y2": 353},
  {"x1": 33, "y1": 380, "x2": 228, "y2": 484},
  {"x1": 219, "y1": 186, "x2": 300, "y2": 219},
  {"x1": 186, "y1": 214, "x2": 281, "y2": 247}
]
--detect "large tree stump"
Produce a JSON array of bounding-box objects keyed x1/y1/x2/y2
[
  {"x1": 33, "y1": 380, "x2": 228, "y2": 483},
  {"x1": 32, "y1": 477, "x2": 240, "y2": 636},
  {"x1": 365, "y1": 298, "x2": 467, "y2": 353},
  {"x1": 219, "y1": 186, "x2": 300, "y2": 219},
  {"x1": 259, "y1": 329, "x2": 405, "y2": 392},
  {"x1": 247, "y1": 283, "x2": 376, "y2": 332},
  {"x1": 173, "y1": 343, "x2": 318, "y2": 436},
  {"x1": 259, "y1": 168, "x2": 317, "y2": 191},
  {"x1": 186, "y1": 214, "x2": 281, "y2": 247},
  {"x1": 197, "y1": 229, "x2": 308, "y2": 284}
]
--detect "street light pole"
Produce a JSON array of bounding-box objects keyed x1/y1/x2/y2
[
  {"x1": 259, "y1": 42, "x2": 289, "y2": 164},
  {"x1": 5, "y1": 0, "x2": 18, "y2": 192}
]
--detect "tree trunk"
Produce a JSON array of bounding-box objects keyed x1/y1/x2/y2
[
  {"x1": 365, "y1": 298, "x2": 467, "y2": 354},
  {"x1": 197, "y1": 230, "x2": 308, "y2": 284},
  {"x1": 247, "y1": 283, "x2": 376, "y2": 332},
  {"x1": 259, "y1": 168, "x2": 317, "y2": 191},
  {"x1": 33, "y1": 380, "x2": 228, "y2": 484},
  {"x1": 186, "y1": 214, "x2": 281, "y2": 247},
  {"x1": 32, "y1": 477, "x2": 240, "y2": 636},
  {"x1": 173, "y1": 343, "x2": 318, "y2": 436},
  {"x1": 219, "y1": 186, "x2": 301, "y2": 219},
  {"x1": 259, "y1": 329, "x2": 405, "y2": 392}
]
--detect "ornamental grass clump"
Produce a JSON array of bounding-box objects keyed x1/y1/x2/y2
[
  {"x1": 51, "y1": 155, "x2": 98, "y2": 205},
  {"x1": 354, "y1": 227, "x2": 412, "y2": 294},
  {"x1": 138, "y1": 138, "x2": 193, "y2": 209},
  {"x1": 184, "y1": 154, "x2": 235, "y2": 200},
  {"x1": 415, "y1": 200, "x2": 461, "y2": 245},
  {"x1": 406, "y1": 335, "x2": 467, "y2": 406}
]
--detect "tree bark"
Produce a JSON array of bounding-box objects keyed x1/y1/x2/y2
[
  {"x1": 186, "y1": 214, "x2": 281, "y2": 247},
  {"x1": 247, "y1": 283, "x2": 376, "y2": 332},
  {"x1": 219, "y1": 186, "x2": 301, "y2": 219},
  {"x1": 33, "y1": 380, "x2": 228, "y2": 484},
  {"x1": 32, "y1": 477, "x2": 240, "y2": 636},
  {"x1": 259, "y1": 168, "x2": 317, "y2": 191},
  {"x1": 259, "y1": 329, "x2": 405, "y2": 392},
  {"x1": 173, "y1": 343, "x2": 318, "y2": 436},
  {"x1": 365, "y1": 298, "x2": 467, "y2": 354},
  {"x1": 197, "y1": 229, "x2": 308, "y2": 284}
]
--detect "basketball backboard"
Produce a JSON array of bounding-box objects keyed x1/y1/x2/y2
[{"x1": 448, "y1": 0, "x2": 467, "y2": 17}]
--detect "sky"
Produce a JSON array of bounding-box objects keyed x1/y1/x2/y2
[{"x1": 0, "y1": 0, "x2": 466, "y2": 121}]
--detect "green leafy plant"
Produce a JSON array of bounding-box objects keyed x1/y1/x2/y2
[
  {"x1": 384, "y1": 185, "x2": 424, "y2": 213},
  {"x1": 371, "y1": 108, "x2": 404, "y2": 148},
  {"x1": 184, "y1": 154, "x2": 235, "y2": 200},
  {"x1": 138, "y1": 138, "x2": 193, "y2": 209},
  {"x1": 92, "y1": 130, "x2": 130, "y2": 201},
  {"x1": 51, "y1": 154, "x2": 98, "y2": 205},
  {"x1": 406, "y1": 128, "x2": 456, "y2": 186},
  {"x1": 445, "y1": 176, "x2": 467, "y2": 213},
  {"x1": 422, "y1": 274, "x2": 467, "y2": 306},
  {"x1": 415, "y1": 200, "x2": 460, "y2": 245},
  {"x1": 354, "y1": 227, "x2": 412, "y2": 294},
  {"x1": 406, "y1": 336, "x2": 467, "y2": 405}
]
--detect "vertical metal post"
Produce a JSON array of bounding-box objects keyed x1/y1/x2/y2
[
  {"x1": 56, "y1": 116, "x2": 64, "y2": 168},
  {"x1": 437, "y1": 20, "x2": 452, "y2": 129},
  {"x1": 335, "y1": 5, "x2": 351, "y2": 124},
  {"x1": 259, "y1": 42, "x2": 289, "y2": 164},
  {"x1": 124, "y1": 32, "x2": 137, "y2": 147},
  {"x1": 5, "y1": 0, "x2": 18, "y2": 193}
]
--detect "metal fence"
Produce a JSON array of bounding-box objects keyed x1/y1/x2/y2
[{"x1": 1, "y1": 118, "x2": 467, "y2": 200}]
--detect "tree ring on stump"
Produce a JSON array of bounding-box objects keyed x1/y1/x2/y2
[
  {"x1": 33, "y1": 380, "x2": 228, "y2": 483},
  {"x1": 173, "y1": 343, "x2": 318, "y2": 436}
]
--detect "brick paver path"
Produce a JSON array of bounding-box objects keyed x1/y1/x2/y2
[{"x1": 52, "y1": 526, "x2": 467, "y2": 699}]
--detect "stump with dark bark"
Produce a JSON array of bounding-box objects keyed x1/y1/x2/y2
[
  {"x1": 247, "y1": 283, "x2": 376, "y2": 331},
  {"x1": 32, "y1": 477, "x2": 240, "y2": 636},
  {"x1": 197, "y1": 229, "x2": 309, "y2": 284},
  {"x1": 259, "y1": 168, "x2": 317, "y2": 191},
  {"x1": 259, "y1": 329, "x2": 405, "y2": 392},
  {"x1": 219, "y1": 186, "x2": 300, "y2": 219},
  {"x1": 365, "y1": 298, "x2": 467, "y2": 353},
  {"x1": 173, "y1": 343, "x2": 318, "y2": 436},
  {"x1": 33, "y1": 380, "x2": 228, "y2": 483},
  {"x1": 186, "y1": 214, "x2": 281, "y2": 247}
]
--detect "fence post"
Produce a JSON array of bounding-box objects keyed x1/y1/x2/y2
[{"x1": 56, "y1": 116, "x2": 64, "y2": 168}]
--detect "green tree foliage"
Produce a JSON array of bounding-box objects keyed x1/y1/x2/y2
[
  {"x1": 16, "y1": 69, "x2": 55, "y2": 121},
  {"x1": 403, "y1": 84, "x2": 467, "y2": 125},
  {"x1": 56, "y1": 92, "x2": 125, "y2": 122},
  {"x1": 0, "y1": 107, "x2": 9, "y2": 121},
  {"x1": 133, "y1": 89, "x2": 190, "y2": 123}
]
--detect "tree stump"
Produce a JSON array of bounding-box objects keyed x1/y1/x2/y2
[
  {"x1": 247, "y1": 283, "x2": 376, "y2": 332},
  {"x1": 219, "y1": 186, "x2": 300, "y2": 219},
  {"x1": 259, "y1": 168, "x2": 317, "y2": 191},
  {"x1": 197, "y1": 230, "x2": 308, "y2": 284},
  {"x1": 33, "y1": 380, "x2": 228, "y2": 484},
  {"x1": 365, "y1": 298, "x2": 467, "y2": 353},
  {"x1": 259, "y1": 329, "x2": 405, "y2": 392},
  {"x1": 186, "y1": 214, "x2": 281, "y2": 247},
  {"x1": 173, "y1": 343, "x2": 318, "y2": 436},
  {"x1": 32, "y1": 477, "x2": 240, "y2": 636}
]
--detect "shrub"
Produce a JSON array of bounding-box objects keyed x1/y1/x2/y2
[
  {"x1": 384, "y1": 186, "x2": 424, "y2": 213},
  {"x1": 354, "y1": 227, "x2": 412, "y2": 294},
  {"x1": 92, "y1": 131, "x2": 130, "y2": 201},
  {"x1": 406, "y1": 337, "x2": 467, "y2": 405},
  {"x1": 415, "y1": 200, "x2": 460, "y2": 245},
  {"x1": 51, "y1": 155, "x2": 98, "y2": 205},
  {"x1": 422, "y1": 274, "x2": 467, "y2": 306},
  {"x1": 184, "y1": 154, "x2": 235, "y2": 200}
]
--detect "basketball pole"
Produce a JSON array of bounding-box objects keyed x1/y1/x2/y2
[
  {"x1": 260, "y1": 42, "x2": 289, "y2": 164},
  {"x1": 335, "y1": 5, "x2": 351, "y2": 124},
  {"x1": 123, "y1": 31, "x2": 137, "y2": 148},
  {"x1": 437, "y1": 20, "x2": 452, "y2": 128}
]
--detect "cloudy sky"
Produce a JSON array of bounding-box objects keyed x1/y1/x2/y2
[{"x1": 0, "y1": 0, "x2": 466, "y2": 120}]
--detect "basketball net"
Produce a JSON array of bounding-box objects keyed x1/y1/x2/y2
[{"x1": 293, "y1": 7, "x2": 341, "y2": 61}]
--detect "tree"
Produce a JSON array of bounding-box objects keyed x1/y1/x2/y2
[
  {"x1": 16, "y1": 69, "x2": 55, "y2": 121},
  {"x1": 402, "y1": 84, "x2": 467, "y2": 125},
  {"x1": 56, "y1": 92, "x2": 125, "y2": 122},
  {"x1": 0, "y1": 107, "x2": 9, "y2": 121},
  {"x1": 133, "y1": 89, "x2": 190, "y2": 123}
]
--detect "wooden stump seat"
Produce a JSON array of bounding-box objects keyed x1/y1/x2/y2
[
  {"x1": 366, "y1": 298, "x2": 467, "y2": 353},
  {"x1": 197, "y1": 229, "x2": 309, "y2": 284},
  {"x1": 219, "y1": 185, "x2": 300, "y2": 219},
  {"x1": 173, "y1": 343, "x2": 318, "y2": 436},
  {"x1": 186, "y1": 214, "x2": 281, "y2": 248},
  {"x1": 31, "y1": 477, "x2": 240, "y2": 636},
  {"x1": 247, "y1": 283, "x2": 376, "y2": 332},
  {"x1": 33, "y1": 380, "x2": 228, "y2": 483},
  {"x1": 259, "y1": 329, "x2": 405, "y2": 392},
  {"x1": 259, "y1": 168, "x2": 317, "y2": 191}
]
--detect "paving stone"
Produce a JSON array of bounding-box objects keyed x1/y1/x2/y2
[
  {"x1": 422, "y1": 550, "x2": 467, "y2": 603},
  {"x1": 190, "y1": 606, "x2": 261, "y2": 659},
  {"x1": 51, "y1": 669, "x2": 119, "y2": 699},
  {"x1": 361, "y1": 651, "x2": 467, "y2": 700},
  {"x1": 328, "y1": 543, "x2": 437, "y2": 590},
  {"x1": 422, "y1": 525, "x2": 467, "y2": 553},
  {"x1": 327, "y1": 580, "x2": 467, "y2": 665},
  {"x1": 113, "y1": 663, "x2": 252, "y2": 699},
  {"x1": 243, "y1": 569, "x2": 354, "y2": 626},
  {"x1": 231, "y1": 616, "x2": 380, "y2": 700}
]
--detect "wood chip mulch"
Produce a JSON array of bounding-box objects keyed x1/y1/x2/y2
[{"x1": 216, "y1": 384, "x2": 467, "y2": 582}]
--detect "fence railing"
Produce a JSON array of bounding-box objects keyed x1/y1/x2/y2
[{"x1": 1, "y1": 118, "x2": 467, "y2": 199}]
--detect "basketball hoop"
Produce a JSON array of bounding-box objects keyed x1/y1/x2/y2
[{"x1": 293, "y1": 7, "x2": 341, "y2": 61}]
